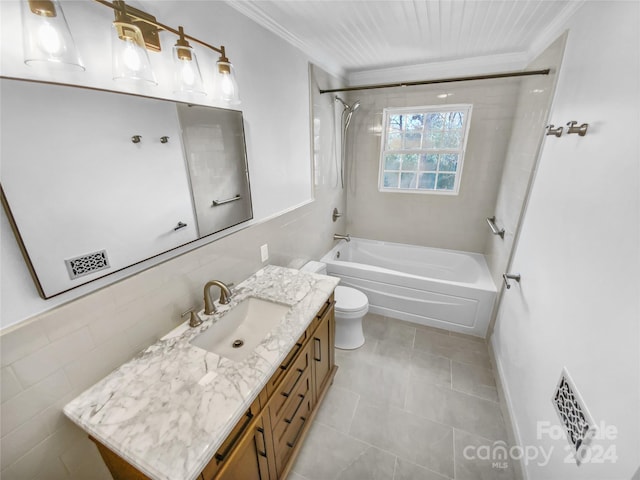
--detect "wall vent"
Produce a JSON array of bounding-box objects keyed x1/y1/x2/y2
[
  {"x1": 552, "y1": 367, "x2": 596, "y2": 464},
  {"x1": 65, "y1": 250, "x2": 110, "y2": 280}
]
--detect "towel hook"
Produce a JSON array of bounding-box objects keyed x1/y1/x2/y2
[{"x1": 566, "y1": 121, "x2": 589, "y2": 136}]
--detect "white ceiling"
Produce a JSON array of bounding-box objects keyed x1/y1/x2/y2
[{"x1": 225, "y1": 0, "x2": 584, "y2": 82}]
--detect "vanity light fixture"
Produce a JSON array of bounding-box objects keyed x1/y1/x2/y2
[
  {"x1": 111, "y1": 0, "x2": 156, "y2": 84},
  {"x1": 172, "y1": 26, "x2": 205, "y2": 95},
  {"x1": 21, "y1": 0, "x2": 84, "y2": 70},
  {"x1": 21, "y1": 0, "x2": 241, "y2": 104}
]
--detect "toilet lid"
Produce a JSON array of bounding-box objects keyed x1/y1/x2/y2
[{"x1": 335, "y1": 286, "x2": 368, "y2": 312}]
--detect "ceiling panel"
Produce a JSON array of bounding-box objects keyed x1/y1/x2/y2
[{"x1": 226, "y1": 0, "x2": 579, "y2": 76}]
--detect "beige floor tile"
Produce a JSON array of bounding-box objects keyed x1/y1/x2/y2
[
  {"x1": 405, "y1": 380, "x2": 508, "y2": 442},
  {"x1": 291, "y1": 422, "x2": 370, "y2": 480},
  {"x1": 409, "y1": 350, "x2": 452, "y2": 387},
  {"x1": 333, "y1": 357, "x2": 409, "y2": 409},
  {"x1": 414, "y1": 329, "x2": 491, "y2": 368},
  {"x1": 349, "y1": 401, "x2": 454, "y2": 478},
  {"x1": 335, "y1": 445, "x2": 396, "y2": 480},
  {"x1": 451, "y1": 361, "x2": 498, "y2": 402},
  {"x1": 314, "y1": 385, "x2": 360, "y2": 434},
  {"x1": 363, "y1": 315, "x2": 416, "y2": 348},
  {"x1": 393, "y1": 457, "x2": 452, "y2": 480}
]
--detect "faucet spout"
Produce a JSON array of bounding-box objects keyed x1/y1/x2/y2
[
  {"x1": 333, "y1": 233, "x2": 351, "y2": 242},
  {"x1": 203, "y1": 280, "x2": 232, "y2": 315}
]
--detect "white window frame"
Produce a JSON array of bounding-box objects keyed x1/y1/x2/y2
[{"x1": 378, "y1": 104, "x2": 473, "y2": 195}]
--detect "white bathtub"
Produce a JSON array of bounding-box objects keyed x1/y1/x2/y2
[{"x1": 321, "y1": 238, "x2": 497, "y2": 337}]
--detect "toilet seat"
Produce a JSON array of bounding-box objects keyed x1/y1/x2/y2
[{"x1": 335, "y1": 286, "x2": 368, "y2": 312}]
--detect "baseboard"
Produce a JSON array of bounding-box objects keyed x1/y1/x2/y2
[{"x1": 488, "y1": 337, "x2": 527, "y2": 480}]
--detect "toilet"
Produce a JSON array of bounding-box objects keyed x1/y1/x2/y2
[{"x1": 301, "y1": 261, "x2": 369, "y2": 349}]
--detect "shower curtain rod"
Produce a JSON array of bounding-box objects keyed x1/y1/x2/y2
[{"x1": 319, "y1": 68, "x2": 551, "y2": 94}]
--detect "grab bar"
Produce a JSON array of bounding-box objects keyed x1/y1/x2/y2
[
  {"x1": 486, "y1": 216, "x2": 505, "y2": 239},
  {"x1": 503, "y1": 273, "x2": 521, "y2": 289},
  {"x1": 212, "y1": 195, "x2": 241, "y2": 207}
]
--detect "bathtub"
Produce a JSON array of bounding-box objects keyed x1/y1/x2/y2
[{"x1": 320, "y1": 238, "x2": 497, "y2": 337}]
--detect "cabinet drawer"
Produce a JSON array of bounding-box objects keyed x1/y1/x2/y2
[
  {"x1": 273, "y1": 383, "x2": 312, "y2": 476},
  {"x1": 268, "y1": 349, "x2": 310, "y2": 425},
  {"x1": 270, "y1": 371, "x2": 311, "y2": 447},
  {"x1": 266, "y1": 331, "x2": 306, "y2": 398}
]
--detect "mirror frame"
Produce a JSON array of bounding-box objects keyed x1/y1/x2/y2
[{"x1": 0, "y1": 76, "x2": 253, "y2": 299}]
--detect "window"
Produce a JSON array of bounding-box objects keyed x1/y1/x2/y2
[{"x1": 378, "y1": 104, "x2": 472, "y2": 195}]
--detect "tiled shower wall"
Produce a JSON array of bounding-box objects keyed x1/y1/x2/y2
[
  {"x1": 344, "y1": 79, "x2": 520, "y2": 253},
  {"x1": 484, "y1": 34, "x2": 567, "y2": 291},
  {"x1": 0, "y1": 64, "x2": 344, "y2": 480}
]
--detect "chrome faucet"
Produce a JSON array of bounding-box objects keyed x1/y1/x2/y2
[
  {"x1": 203, "y1": 280, "x2": 232, "y2": 315},
  {"x1": 333, "y1": 233, "x2": 351, "y2": 242}
]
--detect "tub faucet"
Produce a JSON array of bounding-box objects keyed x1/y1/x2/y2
[
  {"x1": 203, "y1": 280, "x2": 232, "y2": 315},
  {"x1": 334, "y1": 233, "x2": 351, "y2": 242}
]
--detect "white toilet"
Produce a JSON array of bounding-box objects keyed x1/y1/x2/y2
[{"x1": 301, "y1": 261, "x2": 369, "y2": 349}]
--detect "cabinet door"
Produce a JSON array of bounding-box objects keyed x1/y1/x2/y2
[
  {"x1": 312, "y1": 303, "x2": 335, "y2": 401},
  {"x1": 208, "y1": 411, "x2": 271, "y2": 480}
]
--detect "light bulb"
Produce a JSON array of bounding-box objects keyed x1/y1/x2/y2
[
  {"x1": 178, "y1": 60, "x2": 196, "y2": 86},
  {"x1": 220, "y1": 73, "x2": 235, "y2": 97},
  {"x1": 122, "y1": 39, "x2": 142, "y2": 72},
  {"x1": 37, "y1": 20, "x2": 63, "y2": 55}
]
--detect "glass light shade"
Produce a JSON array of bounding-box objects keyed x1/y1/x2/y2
[
  {"x1": 172, "y1": 44, "x2": 205, "y2": 95},
  {"x1": 213, "y1": 60, "x2": 241, "y2": 105},
  {"x1": 21, "y1": 0, "x2": 84, "y2": 70},
  {"x1": 111, "y1": 22, "x2": 156, "y2": 84}
]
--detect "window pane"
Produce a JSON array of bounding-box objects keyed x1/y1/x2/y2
[
  {"x1": 387, "y1": 132, "x2": 402, "y2": 149},
  {"x1": 446, "y1": 111, "x2": 464, "y2": 129},
  {"x1": 388, "y1": 114, "x2": 403, "y2": 131},
  {"x1": 418, "y1": 173, "x2": 436, "y2": 189},
  {"x1": 436, "y1": 173, "x2": 456, "y2": 190},
  {"x1": 403, "y1": 132, "x2": 422, "y2": 149},
  {"x1": 443, "y1": 129, "x2": 462, "y2": 148},
  {"x1": 420, "y1": 154, "x2": 438, "y2": 171},
  {"x1": 400, "y1": 173, "x2": 417, "y2": 189},
  {"x1": 384, "y1": 154, "x2": 401, "y2": 170},
  {"x1": 438, "y1": 154, "x2": 458, "y2": 172},
  {"x1": 405, "y1": 114, "x2": 424, "y2": 131},
  {"x1": 426, "y1": 113, "x2": 445, "y2": 130},
  {"x1": 383, "y1": 172, "x2": 399, "y2": 188},
  {"x1": 424, "y1": 131, "x2": 444, "y2": 149},
  {"x1": 402, "y1": 154, "x2": 419, "y2": 171}
]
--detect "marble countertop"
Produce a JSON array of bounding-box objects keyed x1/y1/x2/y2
[{"x1": 63, "y1": 265, "x2": 339, "y2": 480}]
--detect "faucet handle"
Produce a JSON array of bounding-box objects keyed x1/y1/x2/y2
[{"x1": 181, "y1": 308, "x2": 203, "y2": 328}]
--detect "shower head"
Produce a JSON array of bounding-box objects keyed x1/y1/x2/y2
[
  {"x1": 335, "y1": 96, "x2": 349, "y2": 109},
  {"x1": 335, "y1": 96, "x2": 360, "y2": 113}
]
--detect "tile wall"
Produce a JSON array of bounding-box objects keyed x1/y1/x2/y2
[{"x1": 344, "y1": 79, "x2": 520, "y2": 253}]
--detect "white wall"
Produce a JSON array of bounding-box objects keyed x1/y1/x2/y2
[
  {"x1": 0, "y1": 0, "x2": 313, "y2": 328},
  {"x1": 490, "y1": 2, "x2": 640, "y2": 479}
]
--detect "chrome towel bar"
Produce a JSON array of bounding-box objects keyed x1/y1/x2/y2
[
  {"x1": 212, "y1": 195, "x2": 241, "y2": 206},
  {"x1": 486, "y1": 216, "x2": 505, "y2": 239}
]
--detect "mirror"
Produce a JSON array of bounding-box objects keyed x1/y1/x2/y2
[{"x1": 0, "y1": 77, "x2": 252, "y2": 298}]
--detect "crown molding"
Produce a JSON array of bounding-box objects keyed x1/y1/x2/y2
[
  {"x1": 224, "y1": 1, "x2": 345, "y2": 79},
  {"x1": 526, "y1": 0, "x2": 586, "y2": 63}
]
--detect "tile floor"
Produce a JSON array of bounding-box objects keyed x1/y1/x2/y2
[{"x1": 291, "y1": 313, "x2": 516, "y2": 480}]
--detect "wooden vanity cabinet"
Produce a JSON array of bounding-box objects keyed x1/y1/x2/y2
[{"x1": 91, "y1": 295, "x2": 336, "y2": 480}]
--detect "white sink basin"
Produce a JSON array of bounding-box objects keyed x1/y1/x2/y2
[{"x1": 190, "y1": 297, "x2": 290, "y2": 362}]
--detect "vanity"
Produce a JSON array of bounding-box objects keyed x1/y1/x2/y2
[{"x1": 63, "y1": 265, "x2": 339, "y2": 480}]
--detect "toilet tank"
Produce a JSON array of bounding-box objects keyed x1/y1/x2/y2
[{"x1": 300, "y1": 261, "x2": 327, "y2": 275}]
